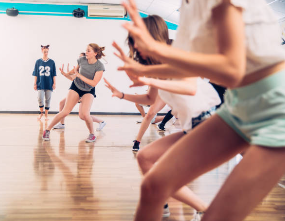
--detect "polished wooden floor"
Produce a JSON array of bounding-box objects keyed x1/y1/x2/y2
[{"x1": 0, "y1": 114, "x2": 284, "y2": 221}]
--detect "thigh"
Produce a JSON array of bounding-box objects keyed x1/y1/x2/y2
[
  {"x1": 203, "y1": 145, "x2": 285, "y2": 221},
  {"x1": 144, "y1": 114, "x2": 249, "y2": 196},
  {"x1": 45, "y1": 90, "x2": 52, "y2": 100},
  {"x1": 80, "y1": 93, "x2": 94, "y2": 114},
  {"x1": 148, "y1": 96, "x2": 165, "y2": 114},
  {"x1": 139, "y1": 132, "x2": 185, "y2": 163},
  {"x1": 63, "y1": 90, "x2": 80, "y2": 112},
  {"x1": 38, "y1": 90, "x2": 44, "y2": 100}
]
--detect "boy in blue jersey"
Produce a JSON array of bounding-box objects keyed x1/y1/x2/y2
[{"x1": 33, "y1": 45, "x2": 56, "y2": 120}]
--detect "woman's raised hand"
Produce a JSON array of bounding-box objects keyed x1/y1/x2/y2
[
  {"x1": 112, "y1": 41, "x2": 144, "y2": 77},
  {"x1": 127, "y1": 74, "x2": 150, "y2": 88},
  {"x1": 59, "y1": 64, "x2": 67, "y2": 76},
  {"x1": 121, "y1": 0, "x2": 157, "y2": 56},
  {"x1": 104, "y1": 78, "x2": 124, "y2": 98}
]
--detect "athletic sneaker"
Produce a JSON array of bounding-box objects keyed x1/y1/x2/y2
[
  {"x1": 132, "y1": 140, "x2": 140, "y2": 152},
  {"x1": 172, "y1": 117, "x2": 177, "y2": 125},
  {"x1": 190, "y1": 211, "x2": 204, "y2": 221},
  {"x1": 42, "y1": 130, "x2": 50, "y2": 141},
  {"x1": 157, "y1": 123, "x2": 165, "y2": 131},
  {"x1": 53, "y1": 123, "x2": 65, "y2": 129},
  {"x1": 86, "y1": 134, "x2": 96, "y2": 143},
  {"x1": 96, "y1": 121, "x2": 106, "y2": 131},
  {"x1": 162, "y1": 204, "x2": 171, "y2": 218}
]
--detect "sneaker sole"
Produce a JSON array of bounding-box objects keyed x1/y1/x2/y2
[
  {"x1": 162, "y1": 212, "x2": 170, "y2": 218},
  {"x1": 86, "y1": 138, "x2": 97, "y2": 143},
  {"x1": 42, "y1": 138, "x2": 50, "y2": 141}
]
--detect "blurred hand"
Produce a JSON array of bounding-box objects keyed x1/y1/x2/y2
[
  {"x1": 104, "y1": 78, "x2": 124, "y2": 98},
  {"x1": 121, "y1": 0, "x2": 157, "y2": 56},
  {"x1": 112, "y1": 41, "x2": 145, "y2": 77}
]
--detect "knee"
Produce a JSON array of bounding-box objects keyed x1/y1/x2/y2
[
  {"x1": 137, "y1": 150, "x2": 148, "y2": 168},
  {"x1": 145, "y1": 112, "x2": 156, "y2": 121},
  {"x1": 38, "y1": 98, "x2": 44, "y2": 105},
  {"x1": 61, "y1": 110, "x2": 70, "y2": 117},
  {"x1": 59, "y1": 100, "x2": 65, "y2": 107},
  {"x1": 140, "y1": 175, "x2": 167, "y2": 203},
  {"x1": 79, "y1": 113, "x2": 85, "y2": 120},
  {"x1": 80, "y1": 113, "x2": 90, "y2": 121}
]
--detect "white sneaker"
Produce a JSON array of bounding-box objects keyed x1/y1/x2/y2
[
  {"x1": 53, "y1": 123, "x2": 65, "y2": 129},
  {"x1": 190, "y1": 211, "x2": 204, "y2": 221},
  {"x1": 96, "y1": 121, "x2": 106, "y2": 131},
  {"x1": 172, "y1": 116, "x2": 177, "y2": 125},
  {"x1": 162, "y1": 206, "x2": 170, "y2": 218}
]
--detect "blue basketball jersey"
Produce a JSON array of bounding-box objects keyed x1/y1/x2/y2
[{"x1": 32, "y1": 58, "x2": 56, "y2": 90}]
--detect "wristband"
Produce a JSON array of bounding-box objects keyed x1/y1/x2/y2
[{"x1": 120, "y1": 92, "x2": 124, "y2": 99}]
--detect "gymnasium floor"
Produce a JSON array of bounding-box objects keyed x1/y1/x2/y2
[{"x1": 0, "y1": 114, "x2": 284, "y2": 221}]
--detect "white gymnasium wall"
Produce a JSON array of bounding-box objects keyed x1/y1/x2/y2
[{"x1": 0, "y1": 14, "x2": 176, "y2": 113}]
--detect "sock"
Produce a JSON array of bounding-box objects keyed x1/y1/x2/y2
[{"x1": 161, "y1": 110, "x2": 173, "y2": 125}]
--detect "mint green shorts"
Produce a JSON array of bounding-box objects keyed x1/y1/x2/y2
[{"x1": 216, "y1": 70, "x2": 285, "y2": 148}]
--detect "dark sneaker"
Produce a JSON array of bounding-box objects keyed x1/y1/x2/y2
[
  {"x1": 157, "y1": 123, "x2": 165, "y2": 131},
  {"x1": 132, "y1": 140, "x2": 140, "y2": 152},
  {"x1": 42, "y1": 130, "x2": 50, "y2": 141}
]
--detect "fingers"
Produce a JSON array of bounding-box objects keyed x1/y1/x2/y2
[
  {"x1": 112, "y1": 41, "x2": 126, "y2": 58},
  {"x1": 122, "y1": 0, "x2": 143, "y2": 27},
  {"x1": 103, "y1": 78, "x2": 114, "y2": 91},
  {"x1": 122, "y1": 23, "x2": 141, "y2": 40},
  {"x1": 114, "y1": 52, "x2": 123, "y2": 61},
  {"x1": 117, "y1": 66, "x2": 126, "y2": 71},
  {"x1": 103, "y1": 78, "x2": 111, "y2": 86}
]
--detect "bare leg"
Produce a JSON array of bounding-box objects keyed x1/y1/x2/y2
[
  {"x1": 44, "y1": 109, "x2": 49, "y2": 121},
  {"x1": 202, "y1": 145, "x2": 285, "y2": 221},
  {"x1": 134, "y1": 115, "x2": 249, "y2": 221},
  {"x1": 136, "y1": 96, "x2": 165, "y2": 142},
  {"x1": 79, "y1": 102, "x2": 103, "y2": 124},
  {"x1": 152, "y1": 115, "x2": 164, "y2": 124},
  {"x1": 79, "y1": 94, "x2": 94, "y2": 134},
  {"x1": 135, "y1": 103, "x2": 146, "y2": 117},
  {"x1": 59, "y1": 98, "x2": 66, "y2": 124},
  {"x1": 38, "y1": 107, "x2": 44, "y2": 120},
  {"x1": 91, "y1": 116, "x2": 103, "y2": 123},
  {"x1": 137, "y1": 132, "x2": 208, "y2": 211},
  {"x1": 46, "y1": 90, "x2": 79, "y2": 131}
]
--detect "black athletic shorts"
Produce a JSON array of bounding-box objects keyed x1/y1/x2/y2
[{"x1": 69, "y1": 82, "x2": 96, "y2": 98}]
